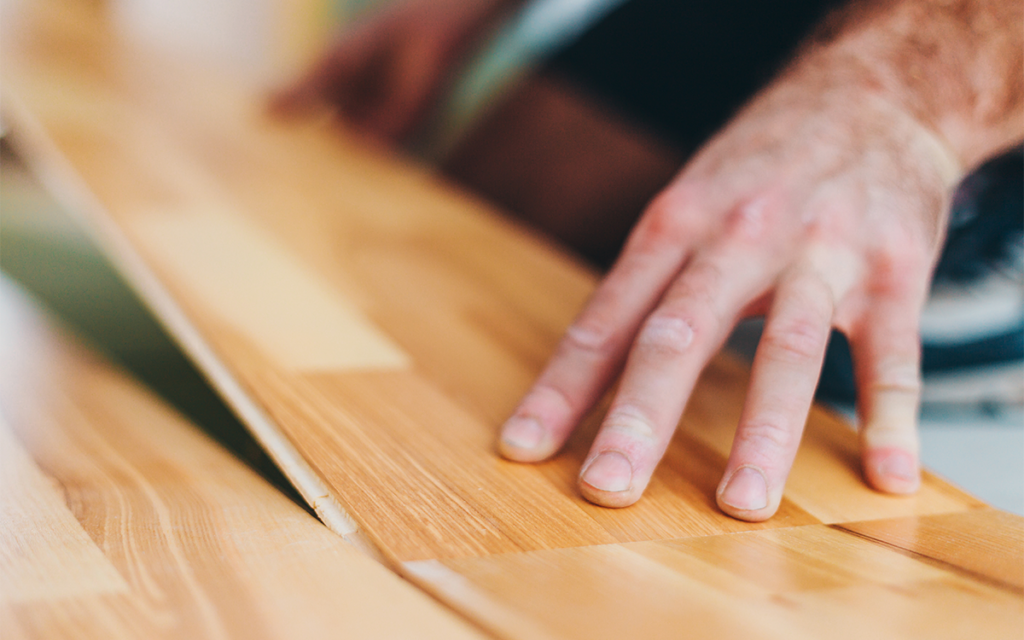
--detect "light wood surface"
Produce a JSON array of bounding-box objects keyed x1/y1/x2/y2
[
  {"x1": 3, "y1": 2, "x2": 1021, "y2": 638},
  {"x1": 0, "y1": 276, "x2": 486, "y2": 639},
  {"x1": 405, "y1": 510, "x2": 1024, "y2": 640}
]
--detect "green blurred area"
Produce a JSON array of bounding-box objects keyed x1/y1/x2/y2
[{"x1": 0, "y1": 141, "x2": 307, "y2": 509}]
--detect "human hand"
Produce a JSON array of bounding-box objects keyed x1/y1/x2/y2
[
  {"x1": 271, "y1": 0, "x2": 516, "y2": 143},
  {"x1": 498, "y1": 45, "x2": 965, "y2": 521}
]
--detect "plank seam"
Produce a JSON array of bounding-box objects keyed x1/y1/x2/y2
[{"x1": 829, "y1": 521, "x2": 1024, "y2": 595}]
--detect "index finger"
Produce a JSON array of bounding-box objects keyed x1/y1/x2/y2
[{"x1": 498, "y1": 196, "x2": 703, "y2": 461}]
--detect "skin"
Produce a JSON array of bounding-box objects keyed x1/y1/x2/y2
[{"x1": 281, "y1": 0, "x2": 1024, "y2": 521}]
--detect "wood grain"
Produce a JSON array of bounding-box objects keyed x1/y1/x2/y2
[
  {"x1": 5, "y1": 3, "x2": 1021, "y2": 638},
  {"x1": 0, "y1": 277, "x2": 486, "y2": 639},
  {"x1": 0, "y1": 416, "x2": 129, "y2": 604},
  {"x1": 0, "y1": 0, "x2": 988, "y2": 567},
  {"x1": 838, "y1": 510, "x2": 1024, "y2": 592},
  {"x1": 131, "y1": 208, "x2": 411, "y2": 371},
  {"x1": 405, "y1": 511, "x2": 1024, "y2": 640}
]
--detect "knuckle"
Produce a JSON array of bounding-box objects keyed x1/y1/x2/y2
[
  {"x1": 862, "y1": 412, "x2": 917, "y2": 437},
  {"x1": 603, "y1": 405, "x2": 659, "y2": 443},
  {"x1": 562, "y1": 319, "x2": 618, "y2": 358},
  {"x1": 525, "y1": 382, "x2": 576, "y2": 416},
  {"x1": 636, "y1": 313, "x2": 696, "y2": 357},
  {"x1": 724, "y1": 194, "x2": 779, "y2": 242},
  {"x1": 736, "y1": 418, "x2": 795, "y2": 456},
  {"x1": 640, "y1": 262, "x2": 728, "y2": 356},
  {"x1": 875, "y1": 250, "x2": 925, "y2": 284},
  {"x1": 785, "y1": 271, "x2": 835, "y2": 315},
  {"x1": 786, "y1": 266, "x2": 835, "y2": 301},
  {"x1": 631, "y1": 189, "x2": 701, "y2": 251},
  {"x1": 868, "y1": 235, "x2": 933, "y2": 295},
  {"x1": 859, "y1": 360, "x2": 922, "y2": 448},
  {"x1": 675, "y1": 260, "x2": 724, "y2": 306},
  {"x1": 869, "y1": 365, "x2": 923, "y2": 396},
  {"x1": 761, "y1": 317, "x2": 828, "y2": 364},
  {"x1": 860, "y1": 411, "x2": 919, "y2": 450}
]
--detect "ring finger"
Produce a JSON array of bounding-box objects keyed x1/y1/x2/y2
[{"x1": 715, "y1": 266, "x2": 837, "y2": 520}]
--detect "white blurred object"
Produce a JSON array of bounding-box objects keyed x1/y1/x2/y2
[
  {"x1": 918, "y1": 411, "x2": 1024, "y2": 516},
  {"x1": 922, "y1": 243, "x2": 1023, "y2": 345},
  {"x1": 110, "y1": 0, "x2": 342, "y2": 84},
  {"x1": 516, "y1": 0, "x2": 627, "y2": 52}
]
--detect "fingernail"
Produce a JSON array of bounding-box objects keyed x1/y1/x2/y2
[
  {"x1": 501, "y1": 416, "x2": 545, "y2": 450},
  {"x1": 720, "y1": 466, "x2": 768, "y2": 511},
  {"x1": 580, "y1": 452, "x2": 633, "y2": 493},
  {"x1": 876, "y1": 449, "x2": 917, "y2": 482}
]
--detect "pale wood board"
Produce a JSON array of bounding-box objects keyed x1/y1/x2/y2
[
  {"x1": 404, "y1": 510, "x2": 1024, "y2": 640},
  {"x1": 5, "y1": 2, "x2": 1022, "y2": 638},
  {"x1": 0, "y1": 276, "x2": 487, "y2": 639}
]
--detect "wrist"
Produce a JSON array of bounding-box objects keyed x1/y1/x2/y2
[
  {"x1": 798, "y1": 44, "x2": 966, "y2": 189},
  {"x1": 805, "y1": 0, "x2": 1023, "y2": 172}
]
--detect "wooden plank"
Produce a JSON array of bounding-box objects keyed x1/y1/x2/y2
[
  {"x1": 129, "y1": 208, "x2": 412, "y2": 372},
  {"x1": 0, "y1": 0, "x2": 987, "y2": 567},
  {"x1": 405, "y1": 511, "x2": 1024, "y2": 640},
  {"x1": 0, "y1": 276, "x2": 486, "y2": 639},
  {"x1": 838, "y1": 510, "x2": 1024, "y2": 592}
]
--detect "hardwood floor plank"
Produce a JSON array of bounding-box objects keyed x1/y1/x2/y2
[
  {"x1": 406, "y1": 518, "x2": 1024, "y2": 640},
  {"x1": 130, "y1": 209, "x2": 411, "y2": 372},
  {"x1": 0, "y1": 277, "x2": 487, "y2": 639},
  {"x1": 837, "y1": 510, "x2": 1024, "y2": 592}
]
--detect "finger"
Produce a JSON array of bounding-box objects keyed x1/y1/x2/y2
[
  {"x1": 715, "y1": 269, "x2": 834, "y2": 521},
  {"x1": 498, "y1": 191, "x2": 708, "y2": 462},
  {"x1": 851, "y1": 287, "x2": 926, "y2": 495},
  {"x1": 578, "y1": 249, "x2": 770, "y2": 507}
]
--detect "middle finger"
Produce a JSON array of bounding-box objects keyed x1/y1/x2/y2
[{"x1": 578, "y1": 246, "x2": 772, "y2": 507}]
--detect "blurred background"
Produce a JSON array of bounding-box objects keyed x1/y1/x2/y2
[{"x1": 2, "y1": 0, "x2": 1020, "y2": 514}]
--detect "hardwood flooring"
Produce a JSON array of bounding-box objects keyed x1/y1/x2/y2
[
  {"x1": 0, "y1": 277, "x2": 485, "y2": 639},
  {"x1": 3, "y1": 2, "x2": 1020, "y2": 637}
]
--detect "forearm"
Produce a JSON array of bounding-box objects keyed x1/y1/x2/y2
[{"x1": 800, "y1": 0, "x2": 1023, "y2": 173}]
